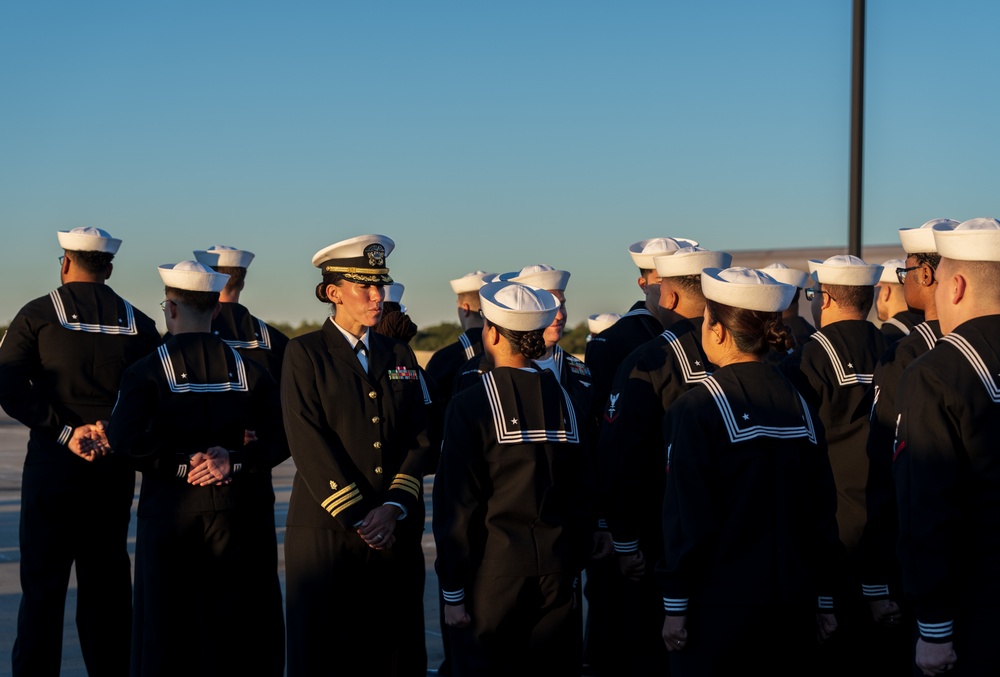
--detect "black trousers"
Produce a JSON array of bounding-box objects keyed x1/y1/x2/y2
[
  {"x1": 12, "y1": 462, "x2": 134, "y2": 677},
  {"x1": 449, "y1": 572, "x2": 581, "y2": 677},
  {"x1": 132, "y1": 507, "x2": 284, "y2": 677},
  {"x1": 285, "y1": 524, "x2": 427, "y2": 677}
]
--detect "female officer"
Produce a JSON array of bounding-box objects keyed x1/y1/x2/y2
[
  {"x1": 658, "y1": 267, "x2": 843, "y2": 676},
  {"x1": 433, "y1": 280, "x2": 596, "y2": 677},
  {"x1": 281, "y1": 234, "x2": 431, "y2": 677}
]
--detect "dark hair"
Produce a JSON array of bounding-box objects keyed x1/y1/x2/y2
[
  {"x1": 911, "y1": 252, "x2": 942, "y2": 271},
  {"x1": 67, "y1": 250, "x2": 114, "y2": 274},
  {"x1": 491, "y1": 322, "x2": 546, "y2": 360},
  {"x1": 824, "y1": 283, "x2": 874, "y2": 315},
  {"x1": 374, "y1": 307, "x2": 418, "y2": 344},
  {"x1": 315, "y1": 272, "x2": 347, "y2": 303},
  {"x1": 706, "y1": 299, "x2": 795, "y2": 356},
  {"x1": 214, "y1": 266, "x2": 247, "y2": 294},
  {"x1": 164, "y1": 286, "x2": 219, "y2": 314},
  {"x1": 664, "y1": 274, "x2": 705, "y2": 300}
]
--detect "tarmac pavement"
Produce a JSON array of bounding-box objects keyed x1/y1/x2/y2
[{"x1": 0, "y1": 411, "x2": 445, "y2": 676}]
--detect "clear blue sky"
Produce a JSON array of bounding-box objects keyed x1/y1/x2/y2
[{"x1": 2, "y1": 1, "x2": 998, "y2": 331}]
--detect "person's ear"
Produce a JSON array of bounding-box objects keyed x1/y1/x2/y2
[
  {"x1": 661, "y1": 290, "x2": 679, "y2": 311},
  {"x1": 326, "y1": 283, "x2": 341, "y2": 304}
]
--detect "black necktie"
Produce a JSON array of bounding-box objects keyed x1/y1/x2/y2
[{"x1": 354, "y1": 341, "x2": 367, "y2": 357}]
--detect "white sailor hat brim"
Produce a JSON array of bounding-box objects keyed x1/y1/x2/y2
[
  {"x1": 57, "y1": 227, "x2": 122, "y2": 254},
  {"x1": 384, "y1": 282, "x2": 405, "y2": 304},
  {"x1": 898, "y1": 219, "x2": 960, "y2": 254},
  {"x1": 653, "y1": 247, "x2": 731, "y2": 277},
  {"x1": 628, "y1": 237, "x2": 699, "y2": 269},
  {"x1": 194, "y1": 246, "x2": 256, "y2": 269},
  {"x1": 480, "y1": 281, "x2": 559, "y2": 332},
  {"x1": 702, "y1": 267, "x2": 796, "y2": 312},
  {"x1": 934, "y1": 217, "x2": 1000, "y2": 261},
  {"x1": 510, "y1": 264, "x2": 571, "y2": 291},
  {"x1": 587, "y1": 313, "x2": 621, "y2": 334},
  {"x1": 450, "y1": 270, "x2": 496, "y2": 294},
  {"x1": 760, "y1": 264, "x2": 811, "y2": 289},
  {"x1": 312, "y1": 234, "x2": 395, "y2": 284},
  {"x1": 808, "y1": 255, "x2": 883, "y2": 286},
  {"x1": 878, "y1": 259, "x2": 905, "y2": 285},
  {"x1": 159, "y1": 261, "x2": 230, "y2": 292}
]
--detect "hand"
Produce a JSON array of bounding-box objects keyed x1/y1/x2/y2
[
  {"x1": 662, "y1": 615, "x2": 688, "y2": 651},
  {"x1": 618, "y1": 550, "x2": 645, "y2": 582},
  {"x1": 915, "y1": 638, "x2": 956, "y2": 675},
  {"x1": 357, "y1": 504, "x2": 402, "y2": 549},
  {"x1": 870, "y1": 598, "x2": 902, "y2": 625},
  {"x1": 68, "y1": 423, "x2": 111, "y2": 461},
  {"x1": 816, "y1": 613, "x2": 838, "y2": 643},
  {"x1": 444, "y1": 603, "x2": 471, "y2": 628},
  {"x1": 187, "y1": 447, "x2": 231, "y2": 486},
  {"x1": 590, "y1": 531, "x2": 613, "y2": 560}
]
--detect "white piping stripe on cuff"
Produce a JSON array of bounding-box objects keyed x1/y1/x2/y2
[
  {"x1": 177, "y1": 464, "x2": 188, "y2": 478},
  {"x1": 58, "y1": 425, "x2": 73, "y2": 446}
]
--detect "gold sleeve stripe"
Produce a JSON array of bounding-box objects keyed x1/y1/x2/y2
[
  {"x1": 390, "y1": 474, "x2": 421, "y2": 499},
  {"x1": 322, "y1": 483, "x2": 359, "y2": 509},
  {"x1": 325, "y1": 490, "x2": 362, "y2": 517}
]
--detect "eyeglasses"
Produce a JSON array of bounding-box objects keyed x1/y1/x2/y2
[
  {"x1": 57, "y1": 255, "x2": 65, "y2": 266},
  {"x1": 804, "y1": 288, "x2": 836, "y2": 303},
  {"x1": 895, "y1": 265, "x2": 922, "y2": 284},
  {"x1": 159, "y1": 299, "x2": 174, "y2": 311}
]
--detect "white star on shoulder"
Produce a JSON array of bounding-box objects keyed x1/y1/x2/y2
[
  {"x1": 511, "y1": 417, "x2": 518, "y2": 425},
  {"x1": 742, "y1": 413, "x2": 750, "y2": 421}
]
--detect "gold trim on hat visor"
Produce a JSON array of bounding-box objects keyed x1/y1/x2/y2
[{"x1": 323, "y1": 265, "x2": 390, "y2": 275}]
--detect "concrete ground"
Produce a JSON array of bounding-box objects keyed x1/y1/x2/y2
[{"x1": 0, "y1": 412, "x2": 446, "y2": 676}]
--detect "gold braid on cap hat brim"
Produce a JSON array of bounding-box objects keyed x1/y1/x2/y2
[
  {"x1": 322, "y1": 265, "x2": 392, "y2": 284},
  {"x1": 322, "y1": 265, "x2": 390, "y2": 275}
]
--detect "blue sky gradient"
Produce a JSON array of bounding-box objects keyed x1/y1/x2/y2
[{"x1": 2, "y1": 1, "x2": 997, "y2": 330}]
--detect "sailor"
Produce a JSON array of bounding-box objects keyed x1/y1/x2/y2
[
  {"x1": 424, "y1": 270, "x2": 495, "y2": 469},
  {"x1": 587, "y1": 312, "x2": 622, "y2": 342},
  {"x1": 782, "y1": 254, "x2": 887, "y2": 675},
  {"x1": 281, "y1": 235, "x2": 431, "y2": 677},
  {"x1": 894, "y1": 218, "x2": 1000, "y2": 676},
  {"x1": 584, "y1": 236, "x2": 698, "y2": 412},
  {"x1": 761, "y1": 262, "x2": 816, "y2": 357},
  {"x1": 0, "y1": 227, "x2": 160, "y2": 677},
  {"x1": 860, "y1": 218, "x2": 958, "y2": 676},
  {"x1": 659, "y1": 267, "x2": 842, "y2": 675},
  {"x1": 581, "y1": 236, "x2": 697, "y2": 674},
  {"x1": 875, "y1": 258, "x2": 924, "y2": 344},
  {"x1": 453, "y1": 265, "x2": 594, "y2": 415},
  {"x1": 193, "y1": 244, "x2": 290, "y2": 382},
  {"x1": 433, "y1": 280, "x2": 595, "y2": 676},
  {"x1": 106, "y1": 260, "x2": 289, "y2": 677},
  {"x1": 597, "y1": 246, "x2": 731, "y2": 675}
]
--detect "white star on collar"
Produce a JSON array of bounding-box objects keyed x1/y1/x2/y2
[
  {"x1": 181, "y1": 373, "x2": 187, "y2": 379},
  {"x1": 694, "y1": 360, "x2": 701, "y2": 366},
  {"x1": 228, "y1": 372, "x2": 233, "y2": 377},
  {"x1": 71, "y1": 314, "x2": 78, "y2": 320},
  {"x1": 511, "y1": 417, "x2": 518, "y2": 425},
  {"x1": 742, "y1": 413, "x2": 750, "y2": 421},
  {"x1": 847, "y1": 362, "x2": 854, "y2": 369}
]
